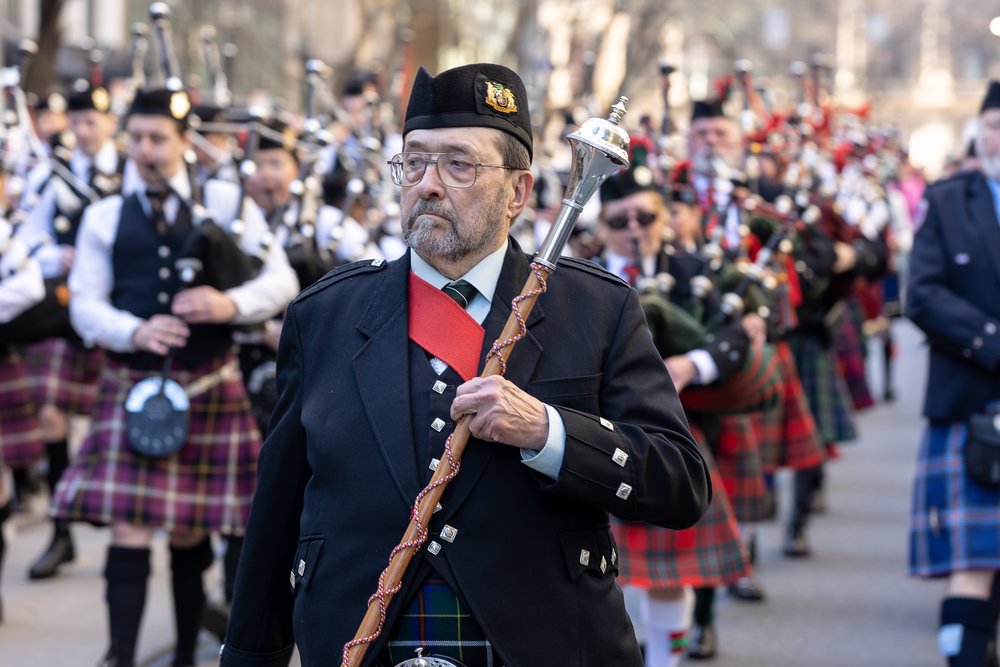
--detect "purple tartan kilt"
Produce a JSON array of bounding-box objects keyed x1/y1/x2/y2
[
  {"x1": 0, "y1": 350, "x2": 44, "y2": 469},
  {"x1": 51, "y1": 355, "x2": 261, "y2": 534},
  {"x1": 22, "y1": 337, "x2": 105, "y2": 416},
  {"x1": 834, "y1": 301, "x2": 875, "y2": 412},
  {"x1": 788, "y1": 333, "x2": 858, "y2": 445},
  {"x1": 716, "y1": 414, "x2": 769, "y2": 523},
  {"x1": 909, "y1": 420, "x2": 1000, "y2": 578},
  {"x1": 612, "y1": 444, "x2": 750, "y2": 589}
]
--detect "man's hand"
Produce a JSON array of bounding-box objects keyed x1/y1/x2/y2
[
  {"x1": 741, "y1": 312, "x2": 767, "y2": 349},
  {"x1": 664, "y1": 355, "x2": 697, "y2": 392},
  {"x1": 833, "y1": 241, "x2": 857, "y2": 274},
  {"x1": 263, "y1": 319, "x2": 282, "y2": 353},
  {"x1": 132, "y1": 314, "x2": 190, "y2": 355},
  {"x1": 172, "y1": 286, "x2": 238, "y2": 324},
  {"x1": 450, "y1": 376, "x2": 549, "y2": 451},
  {"x1": 59, "y1": 246, "x2": 75, "y2": 273}
]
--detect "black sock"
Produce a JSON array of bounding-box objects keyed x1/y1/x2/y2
[
  {"x1": 104, "y1": 546, "x2": 151, "y2": 667},
  {"x1": 0, "y1": 501, "x2": 8, "y2": 622},
  {"x1": 692, "y1": 587, "x2": 716, "y2": 627},
  {"x1": 791, "y1": 464, "x2": 823, "y2": 531},
  {"x1": 45, "y1": 439, "x2": 69, "y2": 495},
  {"x1": 223, "y1": 534, "x2": 244, "y2": 603},
  {"x1": 170, "y1": 538, "x2": 214, "y2": 666},
  {"x1": 940, "y1": 597, "x2": 993, "y2": 667}
]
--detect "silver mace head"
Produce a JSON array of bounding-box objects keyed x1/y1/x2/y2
[
  {"x1": 149, "y1": 2, "x2": 170, "y2": 21},
  {"x1": 535, "y1": 97, "x2": 631, "y2": 267}
]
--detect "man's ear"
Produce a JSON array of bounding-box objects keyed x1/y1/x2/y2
[{"x1": 506, "y1": 169, "x2": 534, "y2": 220}]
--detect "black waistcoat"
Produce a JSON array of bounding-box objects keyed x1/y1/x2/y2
[{"x1": 110, "y1": 193, "x2": 233, "y2": 369}]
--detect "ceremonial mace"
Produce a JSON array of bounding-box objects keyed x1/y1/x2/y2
[{"x1": 341, "y1": 99, "x2": 632, "y2": 667}]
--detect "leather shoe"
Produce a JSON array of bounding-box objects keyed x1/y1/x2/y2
[
  {"x1": 727, "y1": 575, "x2": 766, "y2": 602},
  {"x1": 687, "y1": 623, "x2": 717, "y2": 660},
  {"x1": 783, "y1": 529, "x2": 811, "y2": 558},
  {"x1": 29, "y1": 534, "x2": 75, "y2": 580},
  {"x1": 202, "y1": 599, "x2": 230, "y2": 642}
]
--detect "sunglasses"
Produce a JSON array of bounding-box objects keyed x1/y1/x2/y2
[{"x1": 605, "y1": 210, "x2": 658, "y2": 230}]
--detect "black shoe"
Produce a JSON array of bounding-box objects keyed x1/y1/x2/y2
[
  {"x1": 986, "y1": 639, "x2": 999, "y2": 667},
  {"x1": 29, "y1": 534, "x2": 75, "y2": 580},
  {"x1": 688, "y1": 624, "x2": 717, "y2": 660},
  {"x1": 783, "y1": 528, "x2": 811, "y2": 558},
  {"x1": 809, "y1": 487, "x2": 827, "y2": 515},
  {"x1": 884, "y1": 388, "x2": 896, "y2": 403},
  {"x1": 727, "y1": 575, "x2": 766, "y2": 602},
  {"x1": 202, "y1": 599, "x2": 230, "y2": 642},
  {"x1": 97, "y1": 648, "x2": 134, "y2": 667}
]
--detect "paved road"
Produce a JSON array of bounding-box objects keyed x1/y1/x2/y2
[{"x1": 0, "y1": 320, "x2": 944, "y2": 666}]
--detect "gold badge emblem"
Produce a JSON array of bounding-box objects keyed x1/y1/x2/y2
[
  {"x1": 91, "y1": 87, "x2": 111, "y2": 113},
  {"x1": 484, "y1": 81, "x2": 517, "y2": 114},
  {"x1": 169, "y1": 92, "x2": 191, "y2": 120}
]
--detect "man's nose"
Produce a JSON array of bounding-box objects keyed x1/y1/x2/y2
[{"x1": 412, "y1": 160, "x2": 446, "y2": 198}]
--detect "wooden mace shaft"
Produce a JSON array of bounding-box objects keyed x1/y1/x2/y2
[{"x1": 342, "y1": 267, "x2": 549, "y2": 667}]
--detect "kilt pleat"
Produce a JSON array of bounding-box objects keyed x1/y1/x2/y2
[
  {"x1": 909, "y1": 419, "x2": 1000, "y2": 578},
  {"x1": 834, "y1": 299, "x2": 875, "y2": 412},
  {"x1": 612, "y1": 437, "x2": 750, "y2": 589},
  {"x1": 715, "y1": 414, "x2": 769, "y2": 523},
  {"x1": 22, "y1": 337, "x2": 105, "y2": 416},
  {"x1": 0, "y1": 350, "x2": 45, "y2": 469},
  {"x1": 788, "y1": 333, "x2": 858, "y2": 445},
  {"x1": 51, "y1": 355, "x2": 261, "y2": 534},
  {"x1": 753, "y1": 341, "x2": 825, "y2": 474}
]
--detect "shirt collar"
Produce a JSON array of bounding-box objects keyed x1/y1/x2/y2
[
  {"x1": 409, "y1": 239, "x2": 509, "y2": 305},
  {"x1": 135, "y1": 163, "x2": 191, "y2": 201}
]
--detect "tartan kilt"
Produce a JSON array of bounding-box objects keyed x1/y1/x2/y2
[
  {"x1": 0, "y1": 350, "x2": 45, "y2": 469},
  {"x1": 612, "y1": 437, "x2": 750, "y2": 589},
  {"x1": 787, "y1": 333, "x2": 858, "y2": 445},
  {"x1": 753, "y1": 341, "x2": 826, "y2": 474},
  {"x1": 909, "y1": 418, "x2": 1000, "y2": 578},
  {"x1": 22, "y1": 337, "x2": 105, "y2": 416},
  {"x1": 834, "y1": 299, "x2": 875, "y2": 412},
  {"x1": 715, "y1": 414, "x2": 769, "y2": 523},
  {"x1": 51, "y1": 354, "x2": 261, "y2": 535}
]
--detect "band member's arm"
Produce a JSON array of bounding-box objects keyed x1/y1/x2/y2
[
  {"x1": 0, "y1": 251, "x2": 45, "y2": 322},
  {"x1": 67, "y1": 198, "x2": 146, "y2": 351},
  {"x1": 907, "y1": 195, "x2": 1000, "y2": 371},
  {"x1": 204, "y1": 180, "x2": 300, "y2": 324},
  {"x1": 16, "y1": 181, "x2": 68, "y2": 278}
]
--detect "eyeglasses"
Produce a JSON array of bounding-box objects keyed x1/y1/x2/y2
[
  {"x1": 605, "y1": 210, "x2": 659, "y2": 230},
  {"x1": 387, "y1": 152, "x2": 517, "y2": 189}
]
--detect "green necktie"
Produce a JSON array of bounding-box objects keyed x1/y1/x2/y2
[{"x1": 442, "y1": 279, "x2": 478, "y2": 309}]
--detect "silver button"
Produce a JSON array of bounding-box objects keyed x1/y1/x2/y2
[
  {"x1": 612, "y1": 448, "x2": 628, "y2": 467},
  {"x1": 579, "y1": 549, "x2": 591, "y2": 566},
  {"x1": 963, "y1": 349, "x2": 973, "y2": 359},
  {"x1": 429, "y1": 458, "x2": 440, "y2": 471},
  {"x1": 158, "y1": 245, "x2": 171, "y2": 258},
  {"x1": 719, "y1": 341, "x2": 730, "y2": 352},
  {"x1": 440, "y1": 525, "x2": 458, "y2": 543},
  {"x1": 616, "y1": 483, "x2": 633, "y2": 500},
  {"x1": 434, "y1": 502, "x2": 442, "y2": 514},
  {"x1": 159, "y1": 267, "x2": 171, "y2": 280},
  {"x1": 973, "y1": 336, "x2": 984, "y2": 350},
  {"x1": 54, "y1": 216, "x2": 70, "y2": 233},
  {"x1": 371, "y1": 258, "x2": 384, "y2": 266},
  {"x1": 289, "y1": 571, "x2": 296, "y2": 588},
  {"x1": 600, "y1": 556, "x2": 608, "y2": 574},
  {"x1": 611, "y1": 548, "x2": 617, "y2": 564},
  {"x1": 298, "y1": 559, "x2": 306, "y2": 576},
  {"x1": 599, "y1": 417, "x2": 614, "y2": 431},
  {"x1": 986, "y1": 322, "x2": 997, "y2": 336},
  {"x1": 157, "y1": 292, "x2": 170, "y2": 304},
  {"x1": 432, "y1": 380, "x2": 447, "y2": 394},
  {"x1": 729, "y1": 350, "x2": 740, "y2": 361},
  {"x1": 705, "y1": 333, "x2": 716, "y2": 343},
  {"x1": 431, "y1": 418, "x2": 446, "y2": 432},
  {"x1": 427, "y1": 541, "x2": 441, "y2": 555}
]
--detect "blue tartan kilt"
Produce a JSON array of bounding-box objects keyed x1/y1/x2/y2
[{"x1": 909, "y1": 420, "x2": 1000, "y2": 578}]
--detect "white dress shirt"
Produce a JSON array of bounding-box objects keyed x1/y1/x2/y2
[
  {"x1": 68, "y1": 163, "x2": 299, "y2": 352},
  {"x1": 0, "y1": 236, "x2": 45, "y2": 323}
]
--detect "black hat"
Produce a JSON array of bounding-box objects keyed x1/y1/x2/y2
[
  {"x1": 35, "y1": 91, "x2": 67, "y2": 114},
  {"x1": 980, "y1": 81, "x2": 1000, "y2": 114},
  {"x1": 599, "y1": 165, "x2": 662, "y2": 204},
  {"x1": 127, "y1": 88, "x2": 191, "y2": 125},
  {"x1": 403, "y1": 63, "x2": 533, "y2": 160},
  {"x1": 189, "y1": 104, "x2": 226, "y2": 130},
  {"x1": 256, "y1": 119, "x2": 299, "y2": 158},
  {"x1": 691, "y1": 98, "x2": 726, "y2": 122},
  {"x1": 67, "y1": 81, "x2": 112, "y2": 113}
]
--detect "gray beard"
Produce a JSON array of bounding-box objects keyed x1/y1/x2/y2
[{"x1": 403, "y1": 196, "x2": 506, "y2": 264}]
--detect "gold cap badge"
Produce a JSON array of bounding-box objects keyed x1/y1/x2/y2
[
  {"x1": 91, "y1": 87, "x2": 111, "y2": 113},
  {"x1": 484, "y1": 81, "x2": 517, "y2": 114},
  {"x1": 169, "y1": 91, "x2": 191, "y2": 120}
]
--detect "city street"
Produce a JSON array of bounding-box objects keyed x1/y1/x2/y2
[{"x1": 1, "y1": 320, "x2": 944, "y2": 666}]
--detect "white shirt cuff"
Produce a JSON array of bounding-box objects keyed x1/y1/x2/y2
[
  {"x1": 520, "y1": 404, "x2": 565, "y2": 481},
  {"x1": 687, "y1": 349, "x2": 719, "y2": 385}
]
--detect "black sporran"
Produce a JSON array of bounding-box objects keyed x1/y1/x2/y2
[{"x1": 964, "y1": 412, "x2": 1000, "y2": 489}]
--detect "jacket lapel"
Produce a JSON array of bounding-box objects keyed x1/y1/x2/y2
[
  {"x1": 967, "y1": 174, "x2": 1000, "y2": 287},
  {"x1": 441, "y1": 241, "x2": 545, "y2": 520},
  {"x1": 353, "y1": 253, "x2": 422, "y2": 506}
]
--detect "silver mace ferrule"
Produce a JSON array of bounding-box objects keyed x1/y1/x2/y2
[{"x1": 535, "y1": 97, "x2": 631, "y2": 268}]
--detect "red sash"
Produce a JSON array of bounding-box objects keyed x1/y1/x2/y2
[{"x1": 408, "y1": 273, "x2": 485, "y2": 382}]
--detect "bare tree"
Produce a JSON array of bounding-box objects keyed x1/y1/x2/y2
[{"x1": 24, "y1": 0, "x2": 66, "y2": 95}]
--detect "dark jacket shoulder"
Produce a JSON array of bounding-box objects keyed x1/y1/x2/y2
[
  {"x1": 293, "y1": 258, "x2": 390, "y2": 303},
  {"x1": 555, "y1": 255, "x2": 630, "y2": 288}
]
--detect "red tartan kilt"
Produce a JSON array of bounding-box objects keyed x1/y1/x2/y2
[
  {"x1": 715, "y1": 414, "x2": 768, "y2": 523},
  {"x1": 22, "y1": 337, "x2": 105, "y2": 416},
  {"x1": 834, "y1": 302, "x2": 875, "y2": 411},
  {"x1": 51, "y1": 354, "x2": 261, "y2": 534},
  {"x1": 612, "y1": 438, "x2": 749, "y2": 589},
  {"x1": 754, "y1": 342, "x2": 825, "y2": 474},
  {"x1": 0, "y1": 350, "x2": 45, "y2": 469}
]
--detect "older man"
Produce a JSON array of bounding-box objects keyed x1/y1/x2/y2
[{"x1": 221, "y1": 63, "x2": 710, "y2": 667}]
